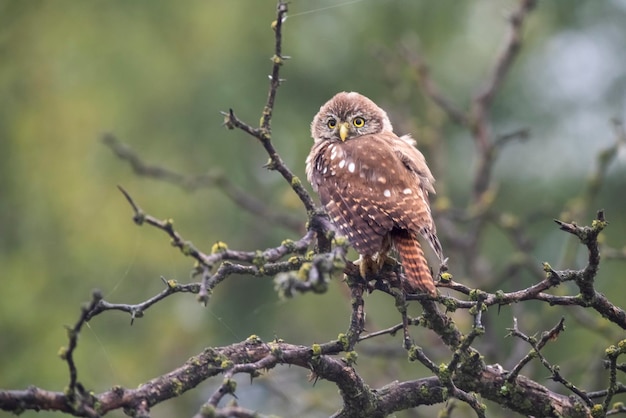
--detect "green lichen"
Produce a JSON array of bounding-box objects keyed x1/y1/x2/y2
[
  {"x1": 220, "y1": 359, "x2": 234, "y2": 369},
  {"x1": 311, "y1": 344, "x2": 322, "y2": 357},
  {"x1": 287, "y1": 256, "x2": 301, "y2": 267},
  {"x1": 337, "y1": 333, "x2": 349, "y2": 350},
  {"x1": 223, "y1": 378, "x2": 237, "y2": 394},
  {"x1": 246, "y1": 335, "x2": 263, "y2": 345},
  {"x1": 591, "y1": 219, "x2": 607, "y2": 232},
  {"x1": 281, "y1": 239, "x2": 295, "y2": 249},
  {"x1": 469, "y1": 289, "x2": 484, "y2": 301},
  {"x1": 441, "y1": 298, "x2": 457, "y2": 312},
  {"x1": 438, "y1": 363, "x2": 450, "y2": 380},
  {"x1": 200, "y1": 404, "x2": 216, "y2": 417},
  {"x1": 343, "y1": 351, "x2": 358, "y2": 366},
  {"x1": 93, "y1": 399, "x2": 103, "y2": 414},
  {"x1": 440, "y1": 387, "x2": 449, "y2": 400},
  {"x1": 252, "y1": 251, "x2": 266, "y2": 267},
  {"x1": 469, "y1": 305, "x2": 478, "y2": 316},
  {"x1": 591, "y1": 404, "x2": 604, "y2": 418},
  {"x1": 179, "y1": 240, "x2": 194, "y2": 256},
  {"x1": 269, "y1": 342, "x2": 283, "y2": 357},
  {"x1": 407, "y1": 346, "x2": 420, "y2": 362},
  {"x1": 211, "y1": 241, "x2": 228, "y2": 254},
  {"x1": 171, "y1": 378, "x2": 184, "y2": 395}
]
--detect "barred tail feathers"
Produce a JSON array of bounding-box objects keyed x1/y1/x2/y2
[{"x1": 394, "y1": 232, "x2": 436, "y2": 296}]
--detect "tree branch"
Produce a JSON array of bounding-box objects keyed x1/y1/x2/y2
[{"x1": 102, "y1": 133, "x2": 303, "y2": 232}]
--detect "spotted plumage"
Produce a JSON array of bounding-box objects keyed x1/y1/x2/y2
[{"x1": 306, "y1": 92, "x2": 442, "y2": 295}]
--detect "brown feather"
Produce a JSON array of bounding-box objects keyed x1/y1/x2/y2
[{"x1": 393, "y1": 230, "x2": 437, "y2": 296}]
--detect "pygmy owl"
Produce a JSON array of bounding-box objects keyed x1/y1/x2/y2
[{"x1": 306, "y1": 92, "x2": 442, "y2": 296}]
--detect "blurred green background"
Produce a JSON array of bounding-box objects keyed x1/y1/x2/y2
[{"x1": 1, "y1": 0, "x2": 625, "y2": 417}]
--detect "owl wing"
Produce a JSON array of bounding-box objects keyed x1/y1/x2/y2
[
  {"x1": 340, "y1": 133, "x2": 443, "y2": 261},
  {"x1": 308, "y1": 141, "x2": 392, "y2": 256},
  {"x1": 390, "y1": 135, "x2": 443, "y2": 260}
]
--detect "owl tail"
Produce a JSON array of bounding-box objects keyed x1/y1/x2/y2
[{"x1": 394, "y1": 232, "x2": 437, "y2": 296}]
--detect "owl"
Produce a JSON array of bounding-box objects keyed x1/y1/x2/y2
[{"x1": 306, "y1": 92, "x2": 442, "y2": 296}]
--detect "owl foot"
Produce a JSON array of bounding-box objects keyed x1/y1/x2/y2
[
  {"x1": 355, "y1": 254, "x2": 401, "y2": 291},
  {"x1": 355, "y1": 255, "x2": 380, "y2": 279}
]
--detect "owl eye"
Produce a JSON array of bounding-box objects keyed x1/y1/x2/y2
[
  {"x1": 327, "y1": 119, "x2": 337, "y2": 129},
  {"x1": 352, "y1": 117, "x2": 365, "y2": 128}
]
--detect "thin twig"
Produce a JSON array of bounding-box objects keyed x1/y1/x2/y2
[
  {"x1": 401, "y1": 44, "x2": 468, "y2": 126},
  {"x1": 221, "y1": 1, "x2": 317, "y2": 214}
]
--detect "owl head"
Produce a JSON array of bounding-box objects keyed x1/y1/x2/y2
[{"x1": 310, "y1": 92, "x2": 394, "y2": 143}]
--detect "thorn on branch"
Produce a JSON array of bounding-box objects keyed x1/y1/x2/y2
[{"x1": 221, "y1": 109, "x2": 235, "y2": 130}]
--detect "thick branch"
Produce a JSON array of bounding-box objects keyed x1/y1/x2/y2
[{"x1": 0, "y1": 338, "x2": 593, "y2": 418}]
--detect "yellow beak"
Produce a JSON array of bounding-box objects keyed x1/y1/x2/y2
[{"x1": 339, "y1": 122, "x2": 350, "y2": 141}]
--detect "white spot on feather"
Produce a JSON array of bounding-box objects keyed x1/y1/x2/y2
[
  {"x1": 403, "y1": 188, "x2": 412, "y2": 195},
  {"x1": 383, "y1": 189, "x2": 391, "y2": 198},
  {"x1": 348, "y1": 162, "x2": 355, "y2": 173},
  {"x1": 339, "y1": 159, "x2": 346, "y2": 169}
]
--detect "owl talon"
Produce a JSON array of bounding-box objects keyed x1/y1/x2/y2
[{"x1": 355, "y1": 255, "x2": 383, "y2": 280}]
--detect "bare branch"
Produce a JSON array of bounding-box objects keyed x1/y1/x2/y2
[
  {"x1": 400, "y1": 43, "x2": 468, "y2": 126},
  {"x1": 221, "y1": 2, "x2": 318, "y2": 215},
  {"x1": 61, "y1": 290, "x2": 104, "y2": 415},
  {"x1": 472, "y1": 0, "x2": 538, "y2": 119},
  {"x1": 470, "y1": 0, "x2": 537, "y2": 198},
  {"x1": 102, "y1": 134, "x2": 303, "y2": 232}
]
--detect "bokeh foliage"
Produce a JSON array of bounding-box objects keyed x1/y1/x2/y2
[{"x1": 1, "y1": 1, "x2": 625, "y2": 417}]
